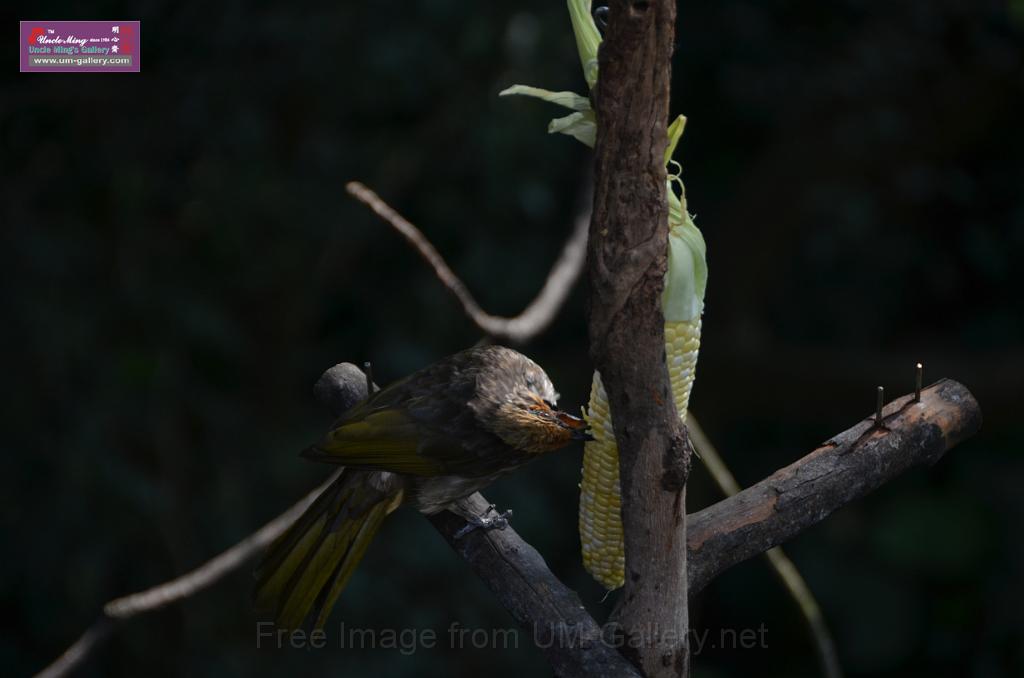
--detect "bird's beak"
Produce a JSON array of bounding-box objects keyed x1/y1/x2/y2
[
  {"x1": 556, "y1": 411, "x2": 594, "y2": 442},
  {"x1": 572, "y1": 428, "x2": 596, "y2": 442}
]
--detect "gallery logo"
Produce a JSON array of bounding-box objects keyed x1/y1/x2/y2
[{"x1": 19, "y1": 21, "x2": 141, "y2": 73}]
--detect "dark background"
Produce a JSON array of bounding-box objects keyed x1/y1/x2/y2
[{"x1": 3, "y1": 1, "x2": 1022, "y2": 676}]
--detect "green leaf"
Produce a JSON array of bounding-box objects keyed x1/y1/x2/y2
[
  {"x1": 663, "y1": 182, "x2": 707, "y2": 322},
  {"x1": 665, "y1": 115, "x2": 687, "y2": 165},
  {"x1": 548, "y1": 111, "x2": 597, "y2": 147},
  {"x1": 567, "y1": 0, "x2": 601, "y2": 89},
  {"x1": 499, "y1": 85, "x2": 592, "y2": 112}
]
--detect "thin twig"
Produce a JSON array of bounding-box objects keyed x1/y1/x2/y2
[
  {"x1": 37, "y1": 376, "x2": 981, "y2": 677},
  {"x1": 346, "y1": 181, "x2": 589, "y2": 344},
  {"x1": 35, "y1": 621, "x2": 114, "y2": 678},
  {"x1": 688, "y1": 415, "x2": 843, "y2": 678},
  {"x1": 34, "y1": 472, "x2": 341, "y2": 678},
  {"x1": 39, "y1": 180, "x2": 590, "y2": 676}
]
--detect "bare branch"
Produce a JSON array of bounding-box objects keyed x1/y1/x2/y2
[
  {"x1": 35, "y1": 620, "x2": 114, "y2": 678},
  {"x1": 424, "y1": 379, "x2": 982, "y2": 677},
  {"x1": 687, "y1": 378, "x2": 982, "y2": 594},
  {"x1": 688, "y1": 415, "x2": 843, "y2": 678},
  {"x1": 346, "y1": 181, "x2": 588, "y2": 344},
  {"x1": 34, "y1": 180, "x2": 593, "y2": 675},
  {"x1": 429, "y1": 494, "x2": 642, "y2": 678},
  {"x1": 34, "y1": 473, "x2": 340, "y2": 678},
  {"x1": 37, "y1": 369, "x2": 980, "y2": 678},
  {"x1": 316, "y1": 364, "x2": 641, "y2": 678}
]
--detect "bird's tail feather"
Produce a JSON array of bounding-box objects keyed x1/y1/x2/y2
[{"x1": 254, "y1": 468, "x2": 402, "y2": 630}]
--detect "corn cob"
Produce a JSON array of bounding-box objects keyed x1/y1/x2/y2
[
  {"x1": 500, "y1": 0, "x2": 708, "y2": 590},
  {"x1": 580, "y1": 115, "x2": 707, "y2": 588},
  {"x1": 580, "y1": 318, "x2": 701, "y2": 589}
]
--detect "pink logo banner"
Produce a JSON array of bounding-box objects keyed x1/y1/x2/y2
[{"x1": 20, "y1": 21, "x2": 140, "y2": 73}]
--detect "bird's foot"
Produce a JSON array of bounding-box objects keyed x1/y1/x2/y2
[{"x1": 453, "y1": 504, "x2": 513, "y2": 540}]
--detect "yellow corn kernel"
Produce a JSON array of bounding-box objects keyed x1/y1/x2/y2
[{"x1": 579, "y1": 318, "x2": 702, "y2": 590}]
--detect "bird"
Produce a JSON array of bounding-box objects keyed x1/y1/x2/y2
[{"x1": 254, "y1": 345, "x2": 590, "y2": 630}]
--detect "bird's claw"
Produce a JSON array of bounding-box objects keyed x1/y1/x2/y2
[
  {"x1": 453, "y1": 506, "x2": 513, "y2": 540},
  {"x1": 484, "y1": 509, "x2": 512, "y2": 531}
]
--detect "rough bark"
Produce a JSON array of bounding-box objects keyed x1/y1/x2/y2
[
  {"x1": 36, "y1": 366, "x2": 981, "y2": 678},
  {"x1": 315, "y1": 363, "x2": 642, "y2": 678},
  {"x1": 430, "y1": 495, "x2": 642, "y2": 678},
  {"x1": 687, "y1": 378, "x2": 982, "y2": 593},
  {"x1": 587, "y1": 1, "x2": 690, "y2": 676},
  {"x1": 320, "y1": 369, "x2": 983, "y2": 676}
]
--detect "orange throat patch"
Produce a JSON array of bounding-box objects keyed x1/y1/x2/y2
[{"x1": 489, "y1": 402, "x2": 574, "y2": 454}]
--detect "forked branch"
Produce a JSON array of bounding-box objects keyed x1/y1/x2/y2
[{"x1": 35, "y1": 372, "x2": 980, "y2": 678}]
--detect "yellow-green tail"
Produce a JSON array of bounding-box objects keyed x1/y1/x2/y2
[
  {"x1": 254, "y1": 469, "x2": 402, "y2": 629},
  {"x1": 580, "y1": 318, "x2": 702, "y2": 590}
]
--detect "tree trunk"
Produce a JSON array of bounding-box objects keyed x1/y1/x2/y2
[{"x1": 587, "y1": 1, "x2": 690, "y2": 676}]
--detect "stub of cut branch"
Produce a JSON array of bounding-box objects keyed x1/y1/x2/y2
[
  {"x1": 312, "y1": 369, "x2": 982, "y2": 675},
  {"x1": 37, "y1": 366, "x2": 980, "y2": 678},
  {"x1": 687, "y1": 378, "x2": 982, "y2": 593}
]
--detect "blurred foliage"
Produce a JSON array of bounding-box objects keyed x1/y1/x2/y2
[{"x1": 1, "y1": 1, "x2": 1022, "y2": 677}]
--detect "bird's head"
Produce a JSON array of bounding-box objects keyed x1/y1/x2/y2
[{"x1": 486, "y1": 361, "x2": 592, "y2": 454}]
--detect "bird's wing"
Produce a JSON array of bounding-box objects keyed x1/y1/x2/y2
[
  {"x1": 302, "y1": 406, "x2": 456, "y2": 475},
  {"x1": 303, "y1": 350, "x2": 517, "y2": 477}
]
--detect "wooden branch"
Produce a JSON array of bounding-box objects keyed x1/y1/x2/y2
[
  {"x1": 313, "y1": 363, "x2": 641, "y2": 678},
  {"x1": 34, "y1": 473, "x2": 340, "y2": 678},
  {"x1": 312, "y1": 371, "x2": 981, "y2": 674},
  {"x1": 687, "y1": 415, "x2": 843, "y2": 678},
  {"x1": 430, "y1": 495, "x2": 642, "y2": 678},
  {"x1": 687, "y1": 378, "x2": 982, "y2": 594},
  {"x1": 588, "y1": 1, "x2": 688, "y2": 676},
  {"x1": 36, "y1": 171, "x2": 594, "y2": 676},
  {"x1": 36, "y1": 362, "x2": 980, "y2": 678},
  {"x1": 346, "y1": 181, "x2": 589, "y2": 344}
]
